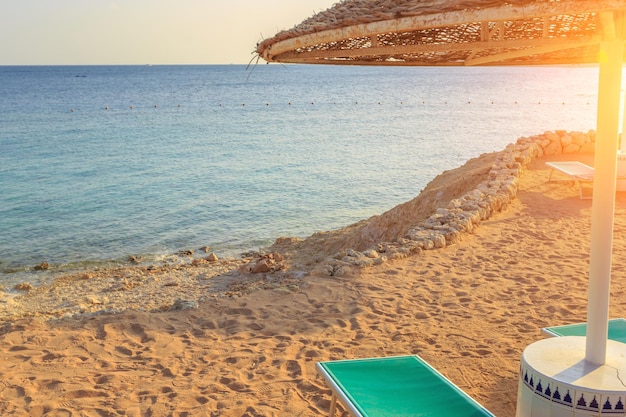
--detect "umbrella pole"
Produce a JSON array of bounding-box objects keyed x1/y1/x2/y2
[{"x1": 585, "y1": 17, "x2": 623, "y2": 365}]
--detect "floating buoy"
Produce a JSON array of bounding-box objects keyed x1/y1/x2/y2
[{"x1": 105, "y1": 105, "x2": 108, "y2": 110}]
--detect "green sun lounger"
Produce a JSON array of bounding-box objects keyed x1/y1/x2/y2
[
  {"x1": 316, "y1": 355, "x2": 495, "y2": 417},
  {"x1": 541, "y1": 318, "x2": 626, "y2": 343}
]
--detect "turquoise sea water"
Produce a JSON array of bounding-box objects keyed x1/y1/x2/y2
[{"x1": 0, "y1": 64, "x2": 599, "y2": 286}]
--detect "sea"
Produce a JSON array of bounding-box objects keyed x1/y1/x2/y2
[{"x1": 0, "y1": 64, "x2": 600, "y2": 287}]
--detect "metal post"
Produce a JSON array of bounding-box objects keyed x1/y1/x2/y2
[{"x1": 586, "y1": 12, "x2": 623, "y2": 365}]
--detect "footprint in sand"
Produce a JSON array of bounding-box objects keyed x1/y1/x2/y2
[
  {"x1": 247, "y1": 322, "x2": 264, "y2": 331},
  {"x1": 42, "y1": 409, "x2": 73, "y2": 417},
  {"x1": 128, "y1": 323, "x2": 152, "y2": 343},
  {"x1": 329, "y1": 346, "x2": 346, "y2": 356},
  {"x1": 286, "y1": 360, "x2": 303, "y2": 378},
  {"x1": 114, "y1": 346, "x2": 134, "y2": 356},
  {"x1": 219, "y1": 376, "x2": 248, "y2": 392},
  {"x1": 225, "y1": 356, "x2": 239, "y2": 365},
  {"x1": 303, "y1": 349, "x2": 321, "y2": 359},
  {"x1": 63, "y1": 389, "x2": 108, "y2": 399},
  {"x1": 336, "y1": 319, "x2": 348, "y2": 328},
  {"x1": 195, "y1": 396, "x2": 210, "y2": 405},
  {"x1": 349, "y1": 318, "x2": 361, "y2": 331},
  {"x1": 224, "y1": 307, "x2": 254, "y2": 317}
]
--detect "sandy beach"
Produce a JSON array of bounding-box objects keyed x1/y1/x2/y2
[{"x1": 1, "y1": 131, "x2": 625, "y2": 417}]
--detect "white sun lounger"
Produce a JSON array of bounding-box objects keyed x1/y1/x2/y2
[{"x1": 545, "y1": 161, "x2": 594, "y2": 199}]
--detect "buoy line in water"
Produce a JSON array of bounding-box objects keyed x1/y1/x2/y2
[{"x1": 68, "y1": 100, "x2": 594, "y2": 113}]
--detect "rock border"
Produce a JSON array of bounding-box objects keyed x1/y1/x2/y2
[{"x1": 318, "y1": 130, "x2": 596, "y2": 275}]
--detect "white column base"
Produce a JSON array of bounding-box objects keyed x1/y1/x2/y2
[{"x1": 516, "y1": 336, "x2": 626, "y2": 417}]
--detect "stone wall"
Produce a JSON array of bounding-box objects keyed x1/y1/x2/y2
[{"x1": 324, "y1": 130, "x2": 596, "y2": 274}]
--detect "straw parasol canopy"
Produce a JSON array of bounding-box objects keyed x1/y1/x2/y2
[{"x1": 256, "y1": 0, "x2": 626, "y2": 66}]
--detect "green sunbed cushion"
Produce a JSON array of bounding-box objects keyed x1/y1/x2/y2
[
  {"x1": 317, "y1": 355, "x2": 494, "y2": 417},
  {"x1": 543, "y1": 318, "x2": 626, "y2": 343}
]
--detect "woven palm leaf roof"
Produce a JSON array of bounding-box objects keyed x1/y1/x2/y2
[{"x1": 256, "y1": 0, "x2": 626, "y2": 65}]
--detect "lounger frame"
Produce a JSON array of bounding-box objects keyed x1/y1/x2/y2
[
  {"x1": 546, "y1": 161, "x2": 594, "y2": 200},
  {"x1": 316, "y1": 354, "x2": 495, "y2": 417}
]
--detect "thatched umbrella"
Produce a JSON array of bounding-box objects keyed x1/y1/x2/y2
[
  {"x1": 257, "y1": 0, "x2": 625, "y2": 67},
  {"x1": 257, "y1": 1, "x2": 626, "y2": 416}
]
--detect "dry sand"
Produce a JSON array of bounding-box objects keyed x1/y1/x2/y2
[{"x1": 1, "y1": 151, "x2": 625, "y2": 417}]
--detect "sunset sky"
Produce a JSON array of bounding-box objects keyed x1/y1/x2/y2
[{"x1": 0, "y1": 0, "x2": 335, "y2": 65}]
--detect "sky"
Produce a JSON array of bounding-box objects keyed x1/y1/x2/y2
[{"x1": 0, "y1": 0, "x2": 336, "y2": 65}]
